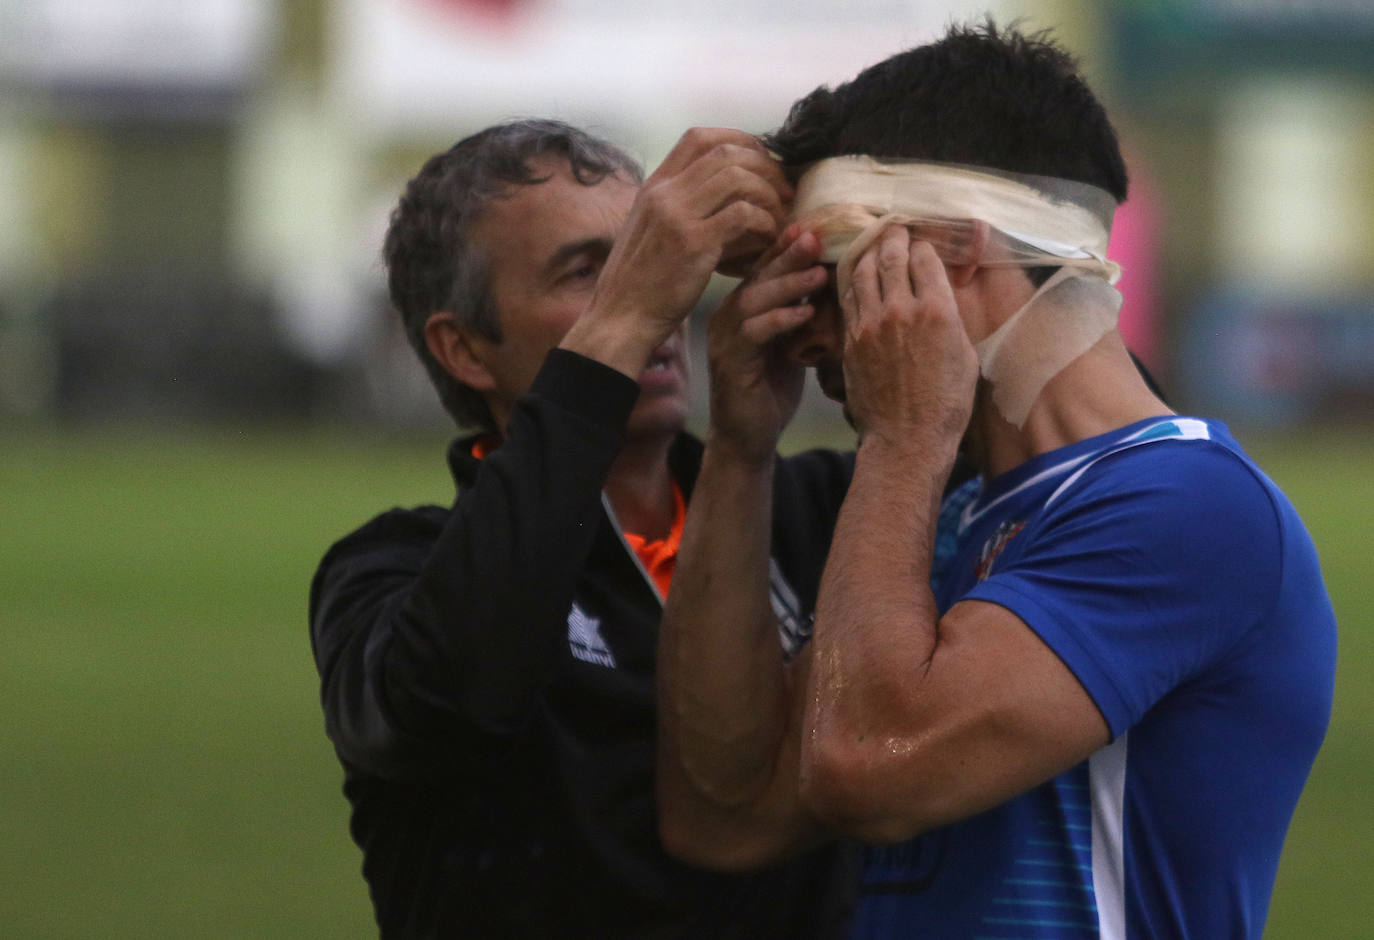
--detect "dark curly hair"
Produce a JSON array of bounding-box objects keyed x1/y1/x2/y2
[
  {"x1": 383, "y1": 120, "x2": 643, "y2": 431},
  {"x1": 766, "y1": 21, "x2": 1128, "y2": 202}
]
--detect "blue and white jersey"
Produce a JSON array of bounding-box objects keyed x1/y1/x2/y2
[{"x1": 852, "y1": 417, "x2": 1336, "y2": 939}]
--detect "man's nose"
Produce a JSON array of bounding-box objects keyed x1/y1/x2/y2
[{"x1": 782, "y1": 305, "x2": 842, "y2": 366}]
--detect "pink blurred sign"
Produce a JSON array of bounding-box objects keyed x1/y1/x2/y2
[{"x1": 1109, "y1": 152, "x2": 1164, "y2": 373}]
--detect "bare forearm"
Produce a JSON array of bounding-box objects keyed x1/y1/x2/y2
[
  {"x1": 815, "y1": 434, "x2": 954, "y2": 671},
  {"x1": 659, "y1": 441, "x2": 791, "y2": 805},
  {"x1": 656, "y1": 439, "x2": 827, "y2": 868},
  {"x1": 802, "y1": 433, "x2": 959, "y2": 831}
]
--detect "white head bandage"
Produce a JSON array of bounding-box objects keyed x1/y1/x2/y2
[{"x1": 792, "y1": 156, "x2": 1124, "y2": 426}]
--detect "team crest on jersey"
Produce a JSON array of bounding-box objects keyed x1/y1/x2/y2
[
  {"x1": 567, "y1": 602, "x2": 616, "y2": 667},
  {"x1": 975, "y1": 519, "x2": 1026, "y2": 582}
]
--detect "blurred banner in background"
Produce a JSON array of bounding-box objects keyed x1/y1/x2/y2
[
  {"x1": 0, "y1": 0, "x2": 1371, "y2": 430},
  {"x1": 1108, "y1": 0, "x2": 1374, "y2": 426}
]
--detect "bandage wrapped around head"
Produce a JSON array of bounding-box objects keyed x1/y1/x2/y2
[{"x1": 791, "y1": 156, "x2": 1124, "y2": 427}]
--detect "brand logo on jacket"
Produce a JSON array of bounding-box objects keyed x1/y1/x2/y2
[{"x1": 567, "y1": 602, "x2": 616, "y2": 667}]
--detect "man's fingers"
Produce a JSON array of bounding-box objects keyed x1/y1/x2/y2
[
  {"x1": 672, "y1": 153, "x2": 788, "y2": 227},
  {"x1": 684, "y1": 137, "x2": 792, "y2": 203},
  {"x1": 705, "y1": 166, "x2": 788, "y2": 230},
  {"x1": 747, "y1": 224, "x2": 802, "y2": 275},
  {"x1": 908, "y1": 239, "x2": 957, "y2": 311},
  {"x1": 655, "y1": 129, "x2": 787, "y2": 196},
  {"x1": 638, "y1": 132, "x2": 795, "y2": 278},
  {"x1": 845, "y1": 246, "x2": 883, "y2": 332},
  {"x1": 709, "y1": 200, "x2": 783, "y2": 257},
  {"x1": 738, "y1": 263, "x2": 826, "y2": 318},
  {"x1": 755, "y1": 227, "x2": 823, "y2": 281},
  {"x1": 874, "y1": 224, "x2": 915, "y2": 306},
  {"x1": 654, "y1": 127, "x2": 761, "y2": 177},
  {"x1": 738, "y1": 305, "x2": 814, "y2": 346},
  {"x1": 663, "y1": 138, "x2": 790, "y2": 216}
]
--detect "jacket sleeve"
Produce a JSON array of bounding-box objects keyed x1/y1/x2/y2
[{"x1": 308, "y1": 350, "x2": 639, "y2": 778}]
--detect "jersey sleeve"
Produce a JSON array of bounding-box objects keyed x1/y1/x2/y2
[
  {"x1": 964, "y1": 441, "x2": 1286, "y2": 737},
  {"x1": 308, "y1": 349, "x2": 638, "y2": 778}
]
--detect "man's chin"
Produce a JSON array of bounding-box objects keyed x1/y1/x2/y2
[
  {"x1": 815, "y1": 373, "x2": 847, "y2": 406},
  {"x1": 807, "y1": 378, "x2": 860, "y2": 432},
  {"x1": 626, "y1": 400, "x2": 690, "y2": 443}
]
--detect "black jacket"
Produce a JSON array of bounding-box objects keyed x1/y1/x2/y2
[{"x1": 309, "y1": 350, "x2": 857, "y2": 938}]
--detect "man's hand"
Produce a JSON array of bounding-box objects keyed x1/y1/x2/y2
[
  {"x1": 839, "y1": 224, "x2": 979, "y2": 451},
  {"x1": 563, "y1": 128, "x2": 792, "y2": 378},
  {"x1": 706, "y1": 225, "x2": 827, "y2": 464}
]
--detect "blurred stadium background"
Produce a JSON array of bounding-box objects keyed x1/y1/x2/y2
[{"x1": 1, "y1": 0, "x2": 1371, "y2": 936}]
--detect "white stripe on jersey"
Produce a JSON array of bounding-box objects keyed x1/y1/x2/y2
[
  {"x1": 1090, "y1": 733, "x2": 1129, "y2": 940},
  {"x1": 1045, "y1": 418, "x2": 1212, "y2": 509}
]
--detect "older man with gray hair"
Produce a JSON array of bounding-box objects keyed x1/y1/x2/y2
[{"x1": 309, "y1": 120, "x2": 855, "y2": 937}]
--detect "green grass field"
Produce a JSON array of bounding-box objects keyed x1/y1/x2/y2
[{"x1": 2, "y1": 423, "x2": 1369, "y2": 937}]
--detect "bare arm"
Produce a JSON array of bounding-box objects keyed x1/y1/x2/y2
[
  {"x1": 657, "y1": 228, "x2": 830, "y2": 868},
  {"x1": 801, "y1": 226, "x2": 1110, "y2": 843}
]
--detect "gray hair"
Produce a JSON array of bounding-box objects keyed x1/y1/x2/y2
[{"x1": 383, "y1": 119, "x2": 644, "y2": 432}]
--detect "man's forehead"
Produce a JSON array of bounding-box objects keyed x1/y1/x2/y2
[{"x1": 472, "y1": 164, "x2": 633, "y2": 268}]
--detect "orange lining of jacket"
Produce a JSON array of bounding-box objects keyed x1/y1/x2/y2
[
  {"x1": 472, "y1": 439, "x2": 685, "y2": 597},
  {"x1": 621, "y1": 481, "x2": 685, "y2": 599}
]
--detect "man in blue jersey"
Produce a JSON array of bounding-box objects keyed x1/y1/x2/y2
[{"x1": 655, "y1": 22, "x2": 1337, "y2": 938}]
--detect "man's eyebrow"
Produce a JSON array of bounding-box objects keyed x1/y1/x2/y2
[{"x1": 542, "y1": 237, "x2": 613, "y2": 276}]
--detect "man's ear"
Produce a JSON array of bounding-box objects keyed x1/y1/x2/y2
[
  {"x1": 944, "y1": 219, "x2": 991, "y2": 289},
  {"x1": 424, "y1": 312, "x2": 497, "y2": 391}
]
